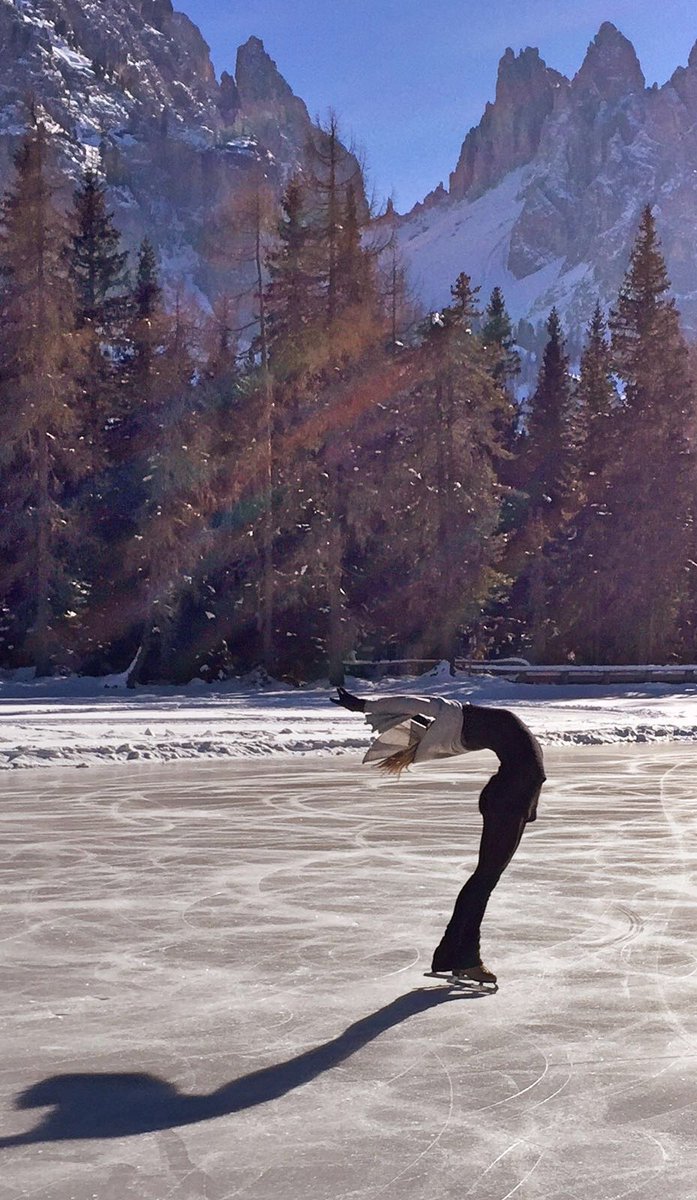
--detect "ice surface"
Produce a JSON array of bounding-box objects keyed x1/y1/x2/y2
[
  {"x1": 1, "y1": 746, "x2": 696, "y2": 1197},
  {"x1": 3, "y1": 667, "x2": 697, "y2": 770}
]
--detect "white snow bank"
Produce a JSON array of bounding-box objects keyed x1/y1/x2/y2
[{"x1": 3, "y1": 662, "x2": 697, "y2": 770}]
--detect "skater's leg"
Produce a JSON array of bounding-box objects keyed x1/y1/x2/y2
[{"x1": 431, "y1": 802, "x2": 527, "y2": 971}]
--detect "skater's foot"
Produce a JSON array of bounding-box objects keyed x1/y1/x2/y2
[{"x1": 451, "y1": 963, "x2": 497, "y2": 985}]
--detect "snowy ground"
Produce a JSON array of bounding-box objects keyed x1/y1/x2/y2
[
  {"x1": 2, "y1": 746, "x2": 697, "y2": 1197},
  {"x1": 4, "y1": 665, "x2": 697, "y2": 769}
]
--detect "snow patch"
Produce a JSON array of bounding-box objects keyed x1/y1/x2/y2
[
  {"x1": 52, "y1": 45, "x2": 93, "y2": 74},
  {"x1": 2, "y1": 666, "x2": 697, "y2": 771},
  {"x1": 398, "y1": 167, "x2": 594, "y2": 326}
]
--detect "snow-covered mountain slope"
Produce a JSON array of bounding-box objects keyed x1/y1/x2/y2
[
  {"x1": 398, "y1": 22, "x2": 697, "y2": 335},
  {"x1": 0, "y1": 0, "x2": 358, "y2": 303},
  {"x1": 398, "y1": 166, "x2": 592, "y2": 324}
]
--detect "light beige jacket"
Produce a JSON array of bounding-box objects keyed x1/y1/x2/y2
[{"x1": 362, "y1": 694, "x2": 467, "y2": 765}]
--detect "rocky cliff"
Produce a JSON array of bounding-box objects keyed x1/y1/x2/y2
[
  {"x1": 0, "y1": 0, "x2": 358, "y2": 304},
  {"x1": 398, "y1": 22, "x2": 697, "y2": 335},
  {"x1": 4, "y1": 5, "x2": 697, "y2": 337}
]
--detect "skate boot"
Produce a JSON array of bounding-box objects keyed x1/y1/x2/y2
[{"x1": 450, "y1": 963, "x2": 497, "y2": 986}]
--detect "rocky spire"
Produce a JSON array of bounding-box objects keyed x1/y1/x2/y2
[
  {"x1": 235, "y1": 36, "x2": 297, "y2": 106},
  {"x1": 667, "y1": 38, "x2": 697, "y2": 110},
  {"x1": 449, "y1": 47, "x2": 565, "y2": 200},
  {"x1": 571, "y1": 22, "x2": 645, "y2": 102},
  {"x1": 218, "y1": 70, "x2": 240, "y2": 122}
]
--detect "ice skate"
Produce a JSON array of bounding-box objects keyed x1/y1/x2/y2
[{"x1": 450, "y1": 963, "x2": 497, "y2": 986}]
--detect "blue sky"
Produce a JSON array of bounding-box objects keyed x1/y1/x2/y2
[{"x1": 178, "y1": 1, "x2": 697, "y2": 211}]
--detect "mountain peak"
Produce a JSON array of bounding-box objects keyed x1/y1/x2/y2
[
  {"x1": 573, "y1": 23, "x2": 645, "y2": 101},
  {"x1": 449, "y1": 46, "x2": 564, "y2": 200},
  {"x1": 497, "y1": 46, "x2": 545, "y2": 93},
  {"x1": 235, "y1": 36, "x2": 295, "y2": 106}
]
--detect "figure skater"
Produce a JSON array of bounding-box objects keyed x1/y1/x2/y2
[{"x1": 331, "y1": 686, "x2": 546, "y2": 984}]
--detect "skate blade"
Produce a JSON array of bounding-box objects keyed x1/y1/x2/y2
[{"x1": 423, "y1": 970, "x2": 498, "y2": 991}]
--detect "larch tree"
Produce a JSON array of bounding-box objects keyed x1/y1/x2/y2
[
  {"x1": 0, "y1": 124, "x2": 85, "y2": 674},
  {"x1": 207, "y1": 167, "x2": 279, "y2": 671},
  {"x1": 125, "y1": 268, "x2": 214, "y2": 685},
  {"x1": 278, "y1": 122, "x2": 382, "y2": 682}
]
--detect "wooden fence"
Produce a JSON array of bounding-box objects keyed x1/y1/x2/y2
[{"x1": 343, "y1": 659, "x2": 697, "y2": 685}]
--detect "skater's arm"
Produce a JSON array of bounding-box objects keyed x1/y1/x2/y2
[
  {"x1": 331, "y1": 688, "x2": 431, "y2": 727},
  {"x1": 363, "y1": 694, "x2": 448, "y2": 722}
]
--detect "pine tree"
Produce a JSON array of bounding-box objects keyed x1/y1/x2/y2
[
  {"x1": 124, "y1": 237, "x2": 165, "y2": 448},
  {"x1": 482, "y1": 285, "x2": 520, "y2": 390},
  {"x1": 204, "y1": 293, "x2": 238, "y2": 382},
  {"x1": 71, "y1": 170, "x2": 129, "y2": 329},
  {"x1": 536, "y1": 304, "x2": 619, "y2": 662},
  {"x1": 265, "y1": 175, "x2": 318, "y2": 376},
  {"x1": 502, "y1": 309, "x2": 575, "y2": 661},
  {"x1": 479, "y1": 285, "x2": 521, "y2": 489},
  {"x1": 0, "y1": 125, "x2": 85, "y2": 674},
  {"x1": 133, "y1": 236, "x2": 162, "y2": 321},
  {"x1": 602, "y1": 206, "x2": 694, "y2": 659},
  {"x1": 551, "y1": 210, "x2": 695, "y2": 662},
  {"x1": 576, "y1": 303, "x2": 617, "y2": 501},
  {"x1": 523, "y1": 307, "x2": 575, "y2": 517},
  {"x1": 336, "y1": 182, "x2": 370, "y2": 310},
  {"x1": 69, "y1": 168, "x2": 130, "y2": 531}
]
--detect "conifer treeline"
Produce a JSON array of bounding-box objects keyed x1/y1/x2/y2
[{"x1": 1, "y1": 124, "x2": 696, "y2": 682}]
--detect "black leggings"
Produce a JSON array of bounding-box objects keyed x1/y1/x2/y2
[{"x1": 431, "y1": 776, "x2": 540, "y2": 971}]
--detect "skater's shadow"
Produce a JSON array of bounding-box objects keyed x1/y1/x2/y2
[{"x1": 0, "y1": 986, "x2": 485, "y2": 1146}]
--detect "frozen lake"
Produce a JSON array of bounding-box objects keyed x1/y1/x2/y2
[{"x1": 2, "y1": 746, "x2": 696, "y2": 1198}]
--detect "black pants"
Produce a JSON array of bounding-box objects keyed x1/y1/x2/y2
[{"x1": 431, "y1": 770, "x2": 542, "y2": 971}]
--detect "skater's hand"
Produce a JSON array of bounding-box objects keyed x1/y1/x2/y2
[{"x1": 331, "y1": 686, "x2": 366, "y2": 712}]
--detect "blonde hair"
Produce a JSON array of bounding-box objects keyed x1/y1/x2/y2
[{"x1": 376, "y1": 742, "x2": 418, "y2": 776}]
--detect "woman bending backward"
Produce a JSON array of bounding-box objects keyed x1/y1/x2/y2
[{"x1": 331, "y1": 688, "x2": 546, "y2": 985}]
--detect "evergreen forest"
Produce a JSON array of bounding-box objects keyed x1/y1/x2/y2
[{"x1": 2, "y1": 122, "x2": 697, "y2": 685}]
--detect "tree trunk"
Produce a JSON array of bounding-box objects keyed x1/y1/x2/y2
[
  {"x1": 327, "y1": 121, "x2": 339, "y2": 325},
  {"x1": 126, "y1": 621, "x2": 154, "y2": 688},
  {"x1": 528, "y1": 554, "x2": 548, "y2": 663},
  {"x1": 256, "y1": 210, "x2": 275, "y2": 674},
  {"x1": 326, "y1": 467, "x2": 345, "y2": 685},
  {"x1": 32, "y1": 425, "x2": 53, "y2": 677},
  {"x1": 434, "y1": 376, "x2": 456, "y2": 662}
]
